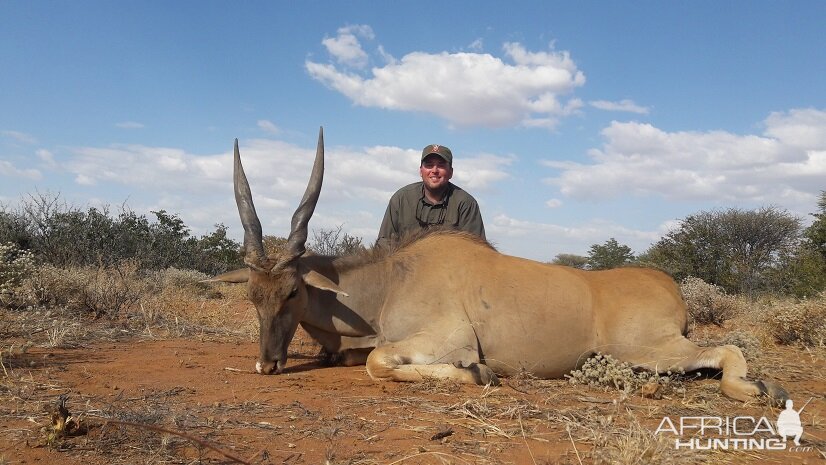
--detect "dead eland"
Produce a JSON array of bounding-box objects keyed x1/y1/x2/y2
[{"x1": 210, "y1": 128, "x2": 787, "y2": 403}]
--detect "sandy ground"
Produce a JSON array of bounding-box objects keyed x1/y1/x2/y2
[{"x1": 1, "y1": 305, "x2": 824, "y2": 465}]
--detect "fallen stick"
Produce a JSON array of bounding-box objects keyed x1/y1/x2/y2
[{"x1": 103, "y1": 418, "x2": 251, "y2": 465}]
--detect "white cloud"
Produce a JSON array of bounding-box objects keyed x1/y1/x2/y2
[
  {"x1": 1, "y1": 130, "x2": 37, "y2": 144},
  {"x1": 60, "y1": 138, "x2": 513, "y2": 240},
  {"x1": 452, "y1": 154, "x2": 515, "y2": 191},
  {"x1": 487, "y1": 213, "x2": 660, "y2": 259},
  {"x1": 545, "y1": 198, "x2": 563, "y2": 208},
  {"x1": 0, "y1": 160, "x2": 41, "y2": 180},
  {"x1": 763, "y1": 108, "x2": 826, "y2": 150},
  {"x1": 36, "y1": 149, "x2": 57, "y2": 168},
  {"x1": 307, "y1": 36, "x2": 586, "y2": 129},
  {"x1": 589, "y1": 99, "x2": 650, "y2": 114},
  {"x1": 257, "y1": 119, "x2": 280, "y2": 134},
  {"x1": 321, "y1": 25, "x2": 375, "y2": 69},
  {"x1": 115, "y1": 121, "x2": 145, "y2": 129},
  {"x1": 542, "y1": 108, "x2": 826, "y2": 212}
]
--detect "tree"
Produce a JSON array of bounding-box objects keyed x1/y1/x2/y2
[
  {"x1": 587, "y1": 238, "x2": 635, "y2": 270},
  {"x1": 308, "y1": 226, "x2": 365, "y2": 256},
  {"x1": 805, "y1": 190, "x2": 826, "y2": 261},
  {"x1": 642, "y1": 207, "x2": 801, "y2": 295},
  {"x1": 192, "y1": 224, "x2": 243, "y2": 275},
  {"x1": 767, "y1": 191, "x2": 826, "y2": 297},
  {"x1": 551, "y1": 253, "x2": 588, "y2": 269}
]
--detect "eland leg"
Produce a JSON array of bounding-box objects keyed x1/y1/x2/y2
[
  {"x1": 614, "y1": 337, "x2": 787, "y2": 402},
  {"x1": 365, "y1": 333, "x2": 499, "y2": 385}
]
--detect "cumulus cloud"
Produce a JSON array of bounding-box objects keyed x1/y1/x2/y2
[
  {"x1": 543, "y1": 108, "x2": 826, "y2": 211},
  {"x1": 307, "y1": 33, "x2": 586, "y2": 129},
  {"x1": 763, "y1": 108, "x2": 826, "y2": 150},
  {"x1": 589, "y1": 99, "x2": 650, "y2": 114},
  {"x1": 452, "y1": 154, "x2": 515, "y2": 191},
  {"x1": 321, "y1": 25, "x2": 375, "y2": 69},
  {"x1": 60, "y1": 137, "x2": 513, "y2": 238}
]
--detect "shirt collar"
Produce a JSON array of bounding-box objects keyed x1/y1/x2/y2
[{"x1": 420, "y1": 183, "x2": 453, "y2": 207}]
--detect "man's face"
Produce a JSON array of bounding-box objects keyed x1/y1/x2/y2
[{"x1": 420, "y1": 154, "x2": 453, "y2": 192}]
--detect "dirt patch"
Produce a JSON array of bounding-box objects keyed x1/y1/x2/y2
[{"x1": 1, "y1": 309, "x2": 824, "y2": 465}]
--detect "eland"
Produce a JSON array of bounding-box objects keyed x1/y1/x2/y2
[{"x1": 211, "y1": 128, "x2": 787, "y2": 402}]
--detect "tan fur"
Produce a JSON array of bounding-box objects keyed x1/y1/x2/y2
[
  {"x1": 224, "y1": 131, "x2": 786, "y2": 403},
  {"x1": 222, "y1": 232, "x2": 787, "y2": 402}
]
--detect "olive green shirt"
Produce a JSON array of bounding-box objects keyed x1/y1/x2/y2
[{"x1": 377, "y1": 182, "x2": 485, "y2": 246}]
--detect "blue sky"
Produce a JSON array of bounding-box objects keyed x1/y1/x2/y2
[{"x1": 1, "y1": 1, "x2": 824, "y2": 261}]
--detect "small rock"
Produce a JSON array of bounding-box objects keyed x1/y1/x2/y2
[{"x1": 640, "y1": 382, "x2": 662, "y2": 399}]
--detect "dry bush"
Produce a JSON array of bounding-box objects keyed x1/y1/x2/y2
[
  {"x1": 150, "y1": 267, "x2": 210, "y2": 290},
  {"x1": 766, "y1": 294, "x2": 826, "y2": 348},
  {"x1": 566, "y1": 353, "x2": 685, "y2": 396},
  {"x1": 138, "y1": 268, "x2": 254, "y2": 338},
  {"x1": 680, "y1": 276, "x2": 740, "y2": 326},
  {"x1": 10, "y1": 261, "x2": 148, "y2": 318}
]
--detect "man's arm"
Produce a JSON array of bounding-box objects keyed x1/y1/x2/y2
[
  {"x1": 376, "y1": 195, "x2": 401, "y2": 247},
  {"x1": 458, "y1": 198, "x2": 485, "y2": 240}
]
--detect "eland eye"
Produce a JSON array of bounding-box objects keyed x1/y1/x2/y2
[{"x1": 287, "y1": 288, "x2": 298, "y2": 299}]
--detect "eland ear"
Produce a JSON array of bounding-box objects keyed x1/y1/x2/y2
[
  {"x1": 299, "y1": 266, "x2": 349, "y2": 297},
  {"x1": 202, "y1": 268, "x2": 250, "y2": 283}
]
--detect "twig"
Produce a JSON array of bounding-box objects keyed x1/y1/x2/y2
[
  {"x1": 567, "y1": 426, "x2": 583, "y2": 465},
  {"x1": 102, "y1": 418, "x2": 251, "y2": 464},
  {"x1": 518, "y1": 414, "x2": 537, "y2": 465}
]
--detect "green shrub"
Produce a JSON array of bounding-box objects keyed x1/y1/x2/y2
[
  {"x1": 680, "y1": 276, "x2": 740, "y2": 326},
  {"x1": 8, "y1": 193, "x2": 242, "y2": 275}
]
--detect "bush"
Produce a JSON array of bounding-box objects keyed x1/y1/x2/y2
[
  {"x1": 566, "y1": 353, "x2": 684, "y2": 396},
  {"x1": 767, "y1": 295, "x2": 826, "y2": 348},
  {"x1": 0, "y1": 242, "x2": 36, "y2": 307},
  {"x1": 308, "y1": 226, "x2": 365, "y2": 256},
  {"x1": 680, "y1": 276, "x2": 740, "y2": 326},
  {"x1": 11, "y1": 261, "x2": 148, "y2": 318},
  {"x1": 148, "y1": 267, "x2": 210, "y2": 292},
  {"x1": 7, "y1": 192, "x2": 242, "y2": 275}
]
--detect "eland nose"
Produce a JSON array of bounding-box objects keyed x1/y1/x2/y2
[{"x1": 255, "y1": 360, "x2": 277, "y2": 374}]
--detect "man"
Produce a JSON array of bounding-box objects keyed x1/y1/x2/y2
[{"x1": 377, "y1": 143, "x2": 485, "y2": 247}]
